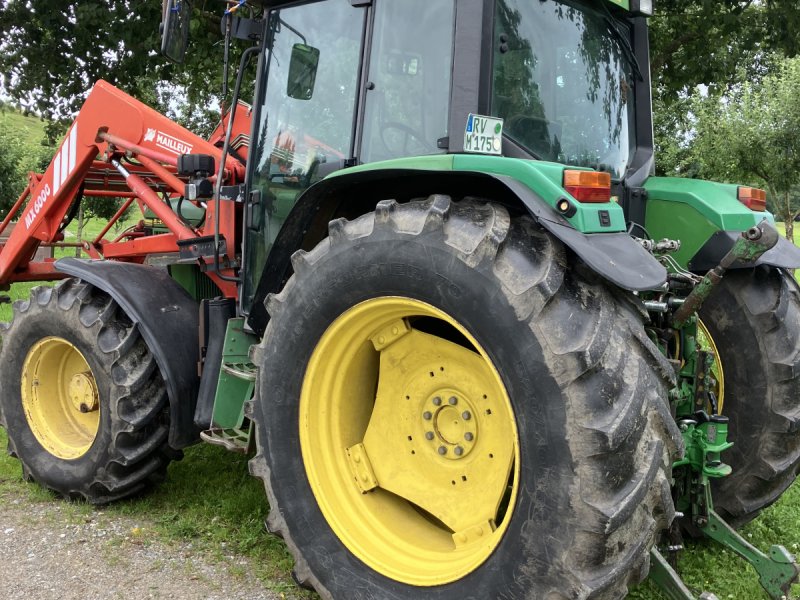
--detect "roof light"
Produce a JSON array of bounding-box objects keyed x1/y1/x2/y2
[
  {"x1": 630, "y1": 0, "x2": 653, "y2": 16},
  {"x1": 738, "y1": 187, "x2": 767, "y2": 212},
  {"x1": 563, "y1": 170, "x2": 612, "y2": 203}
]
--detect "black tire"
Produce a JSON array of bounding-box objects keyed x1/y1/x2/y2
[
  {"x1": 250, "y1": 196, "x2": 682, "y2": 599},
  {"x1": 699, "y1": 266, "x2": 800, "y2": 527},
  {"x1": 0, "y1": 279, "x2": 180, "y2": 503}
]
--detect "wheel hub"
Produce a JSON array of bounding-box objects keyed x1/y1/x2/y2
[
  {"x1": 356, "y1": 322, "x2": 513, "y2": 535},
  {"x1": 69, "y1": 371, "x2": 99, "y2": 413},
  {"x1": 422, "y1": 392, "x2": 477, "y2": 459}
]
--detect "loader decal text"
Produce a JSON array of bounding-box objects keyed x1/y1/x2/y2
[
  {"x1": 25, "y1": 124, "x2": 78, "y2": 229},
  {"x1": 147, "y1": 129, "x2": 194, "y2": 155}
]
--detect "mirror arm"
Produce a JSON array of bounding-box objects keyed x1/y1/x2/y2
[{"x1": 278, "y1": 18, "x2": 306, "y2": 44}]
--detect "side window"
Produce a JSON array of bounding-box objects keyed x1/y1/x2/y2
[{"x1": 360, "y1": 0, "x2": 456, "y2": 163}]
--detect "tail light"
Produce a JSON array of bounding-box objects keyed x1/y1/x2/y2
[
  {"x1": 563, "y1": 170, "x2": 612, "y2": 203},
  {"x1": 738, "y1": 187, "x2": 767, "y2": 212}
]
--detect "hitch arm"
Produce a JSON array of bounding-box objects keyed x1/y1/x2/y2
[
  {"x1": 673, "y1": 220, "x2": 779, "y2": 327},
  {"x1": 648, "y1": 547, "x2": 720, "y2": 600},
  {"x1": 701, "y1": 510, "x2": 799, "y2": 599}
]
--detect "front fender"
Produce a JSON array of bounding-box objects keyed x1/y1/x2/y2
[{"x1": 55, "y1": 258, "x2": 200, "y2": 449}]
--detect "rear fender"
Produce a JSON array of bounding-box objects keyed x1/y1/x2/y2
[
  {"x1": 644, "y1": 177, "x2": 800, "y2": 271},
  {"x1": 247, "y1": 168, "x2": 667, "y2": 335},
  {"x1": 55, "y1": 258, "x2": 200, "y2": 449}
]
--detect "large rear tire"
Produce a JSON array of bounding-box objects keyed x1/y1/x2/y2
[
  {"x1": 699, "y1": 266, "x2": 800, "y2": 526},
  {"x1": 0, "y1": 279, "x2": 180, "y2": 503},
  {"x1": 250, "y1": 197, "x2": 682, "y2": 599}
]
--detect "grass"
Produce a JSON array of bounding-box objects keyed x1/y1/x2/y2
[{"x1": 0, "y1": 108, "x2": 47, "y2": 143}]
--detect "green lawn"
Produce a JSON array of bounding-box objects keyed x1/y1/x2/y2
[{"x1": 0, "y1": 107, "x2": 46, "y2": 142}]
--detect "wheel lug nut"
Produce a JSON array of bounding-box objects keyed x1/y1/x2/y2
[
  {"x1": 423, "y1": 411, "x2": 432, "y2": 420},
  {"x1": 454, "y1": 446, "x2": 464, "y2": 456},
  {"x1": 425, "y1": 431, "x2": 434, "y2": 440},
  {"x1": 464, "y1": 432, "x2": 474, "y2": 442},
  {"x1": 462, "y1": 411, "x2": 471, "y2": 420},
  {"x1": 432, "y1": 396, "x2": 442, "y2": 406},
  {"x1": 438, "y1": 446, "x2": 447, "y2": 455},
  {"x1": 449, "y1": 396, "x2": 458, "y2": 405}
]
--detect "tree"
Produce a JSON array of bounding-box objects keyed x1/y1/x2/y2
[
  {"x1": 688, "y1": 58, "x2": 800, "y2": 241},
  {"x1": 0, "y1": 1, "x2": 260, "y2": 129},
  {"x1": 650, "y1": 1, "x2": 800, "y2": 103}
]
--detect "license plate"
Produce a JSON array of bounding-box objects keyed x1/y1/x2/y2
[{"x1": 464, "y1": 114, "x2": 503, "y2": 155}]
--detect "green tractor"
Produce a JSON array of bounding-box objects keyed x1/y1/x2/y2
[{"x1": 2, "y1": 0, "x2": 800, "y2": 598}]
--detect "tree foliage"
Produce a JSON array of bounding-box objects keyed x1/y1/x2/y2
[
  {"x1": 0, "y1": 110, "x2": 54, "y2": 217},
  {"x1": 0, "y1": 0, "x2": 259, "y2": 130},
  {"x1": 673, "y1": 58, "x2": 800, "y2": 240},
  {"x1": 649, "y1": 0, "x2": 800, "y2": 103}
]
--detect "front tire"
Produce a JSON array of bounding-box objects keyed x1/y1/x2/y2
[
  {"x1": 0, "y1": 279, "x2": 179, "y2": 503},
  {"x1": 250, "y1": 197, "x2": 681, "y2": 599}
]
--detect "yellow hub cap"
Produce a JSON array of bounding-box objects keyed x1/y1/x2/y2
[
  {"x1": 300, "y1": 297, "x2": 519, "y2": 586},
  {"x1": 21, "y1": 337, "x2": 101, "y2": 460}
]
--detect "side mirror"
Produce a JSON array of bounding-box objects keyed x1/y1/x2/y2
[
  {"x1": 161, "y1": 0, "x2": 193, "y2": 63},
  {"x1": 287, "y1": 44, "x2": 320, "y2": 100}
]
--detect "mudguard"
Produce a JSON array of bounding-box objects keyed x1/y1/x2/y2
[
  {"x1": 495, "y1": 174, "x2": 668, "y2": 291},
  {"x1": 248, "y1": 168, "x2": 667, "y2": 336},
  {"x1": 55, "y1": 258, "x2": 200, "y2": 449}
]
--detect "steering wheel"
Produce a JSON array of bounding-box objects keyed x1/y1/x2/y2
[{"x1": 379, "y1": 121, "x2": 431, "y2": 157}]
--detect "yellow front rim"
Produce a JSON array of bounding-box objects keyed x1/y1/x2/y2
[
  {"x1": 697, "y1": 319, "x2": 725, "y2": 413},
  {"x1": 21, "y1": 337, "x2": 101, "y2": 460},
  {"x1": 300, "y1": 297, "x2": 519, "y2": 586}
]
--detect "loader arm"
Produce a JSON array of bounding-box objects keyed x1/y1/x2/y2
[{"x1": 0, "y1": 80, "x2": 247, "y2": 296}]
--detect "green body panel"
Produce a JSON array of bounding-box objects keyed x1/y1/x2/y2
[
  {"x1": 212, "y1": 318, "x2": 258, "y2": 429},
  {"x1": 644, "y1": 177, "x2": 775, "y2": 269},
  {"x1": 332, "y1": 154, "x2": 627, "y2": 233},
  {"x1": 168, "y1": 264, "x2": 223, "y2": 302}
]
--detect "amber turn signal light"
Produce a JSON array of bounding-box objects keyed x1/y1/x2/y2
[
  {"x1": 738, "y1": 187, "x2": 766, "y2": 212},
  {"x1": 563, "y1": 170, "x2": 612, "y2": 203}
]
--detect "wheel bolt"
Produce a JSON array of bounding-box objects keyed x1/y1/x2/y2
[
  {"x1": 432, "y1": 396, "x2": 442, "y2": 406},
  {"x1": 423, "y1": 411, "x2": 432, "y2": 420},
  {"x1": 425, "y1": 431, "x2": 434, "y2": 440},
  {"x1": 462, "y1": 411, "x2": 471, "y2": 420},
  {"x1": 449, "y1": 396, "x2": 458, "y2": 405},
  {"x1": 464, "y1": 432, "x2": 474, "y2": 442},
  {"x1": 438, "y1": 446, "x2": 447, "y2": 455},
  {"x1": 454, "y1": 446, "x2": 464, "y2": 456}
]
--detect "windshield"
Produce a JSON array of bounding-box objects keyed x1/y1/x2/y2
[{"x1": 491, "y1": 0, "x2": 636, "y2": 179}]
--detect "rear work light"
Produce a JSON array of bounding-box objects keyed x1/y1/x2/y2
[
  {"x1": 563, "y1": 170, "x2": 612, "y2": 203},
  {"x1": 630, "y1": 0, "x2": 654, "y2": 16},
  {"x1": 738, "y1": 186, "x2": 767, "y2": 212}
]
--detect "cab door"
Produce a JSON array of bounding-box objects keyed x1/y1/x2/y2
[{"x1": 242, "y1": 0, "x2": 367, "y2": 313}]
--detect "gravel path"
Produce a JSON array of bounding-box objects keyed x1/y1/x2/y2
[{"x1": 0, "y1": 490, "x2": 283, "y2": 600}]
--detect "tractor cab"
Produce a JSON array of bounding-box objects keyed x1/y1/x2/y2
[{"x1": 165, "y1": 0, "x2": 657, "y2": 315}]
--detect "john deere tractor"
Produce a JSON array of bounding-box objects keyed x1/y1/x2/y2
[{"x1": 1, "y1": 0, "x2": 799, "y2": 598}]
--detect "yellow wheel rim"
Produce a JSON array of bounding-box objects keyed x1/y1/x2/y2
[
  {"x1": 300, "y1": 297, "x2": 519, "y2": 586},
  {"x1": 697, "y1": 319, "x2": 725, "y2": 413},
  {"x1": 21, "y1": 337, "x2": 101, "y2": 460}
]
